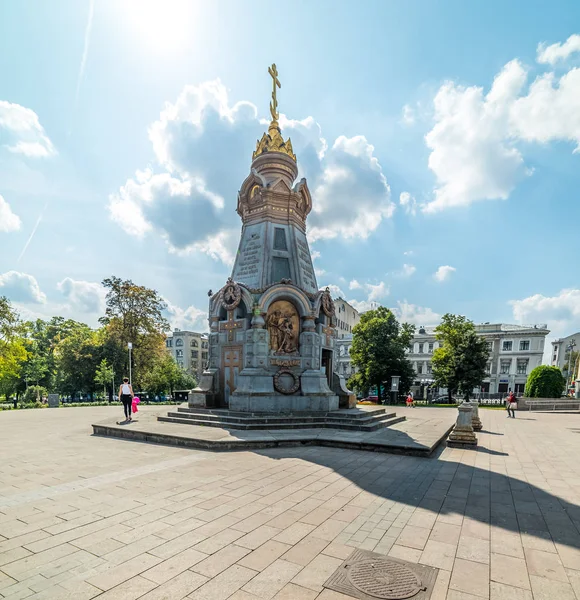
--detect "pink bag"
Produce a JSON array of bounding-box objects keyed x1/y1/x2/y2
[{"x1": 132, "y1": 397, "x2": 140, "y2": 413}]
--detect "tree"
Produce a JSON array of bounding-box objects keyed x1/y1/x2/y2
[
  {"x1": 99, "y1": 277, "x2": 169, "y2": 388},
  {"x1": 55, "y1": 326, "x2": 102, "y2": 398},
  {"x1": 0, "y1": 297, "x2": 27, "y2": 402},
  {"x1": 142, "y1": 353, "x2": 197, "y2": 397},
  {"x1": 432, "y1": 314, "x2": 488, "y2": 402},
  {"x1": 95, "y1": 358, "x2": 114, "y2": 401},
  {"x1": 525, "y1": 365, "x2": 565, "y2": 398},
  {"x1": 349, "y1": 307, "x2": 415, "y2": 403}
]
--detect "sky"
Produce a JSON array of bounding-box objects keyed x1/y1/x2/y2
[{"x1": 1, "y1": 0, "x2": 580, "y2": 357}]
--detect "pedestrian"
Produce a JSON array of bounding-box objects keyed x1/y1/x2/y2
[
  {"x1": 406, "y1": 392, "x2": 414, "y2": 408},
  {"x1": 505, "y1": 390, "x2": 516, "y2": 418},
  {"x1": 118, "y1": 377, "x2": 134, "y2": 422}
]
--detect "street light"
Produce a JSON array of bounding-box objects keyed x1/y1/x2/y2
[{"x1": 127, "y1": 342, "x2": 133, "y2": 385}]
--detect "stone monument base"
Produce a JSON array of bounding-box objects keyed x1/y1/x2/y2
[
  {"x1": 229, "y1": 394, "x2": 339, "y2": 413},
  {"x1": 447, "y1": 403, "x2": 477, "y2": 448}
]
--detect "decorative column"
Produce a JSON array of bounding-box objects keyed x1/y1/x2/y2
[
  {"x1": 468, "y1": 400, "x2": 483, "y2": 431},
  {"x1": 447, "y1": 403, "x2": 477, "y2": 448}
]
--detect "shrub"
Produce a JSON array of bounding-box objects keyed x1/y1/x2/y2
[
  {"x1": 22, "y1": 386, "x2": 48, "y2": 404},
  {"x1": 524, "y1": 365, "x2": 566, "y2": 398}
]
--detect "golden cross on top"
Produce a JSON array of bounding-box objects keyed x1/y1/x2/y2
[{"x1": 268, "y1": 63, "x2": 281, "y2": 122}]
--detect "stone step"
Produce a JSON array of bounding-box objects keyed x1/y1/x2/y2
[
  {"x1": 157, "y1": 414, "x2": 406, "y2": 432},
  {"x1": 168, "y1": 410, "x2": 396, "y2": 426},
  {"x1": 176, "y1": 406, "x2": 389, "y2": 420}
]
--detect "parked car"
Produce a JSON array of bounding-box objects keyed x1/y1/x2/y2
[
  {"x1": 431, "y1": 395, "x2": 458, "y2": 404},
  {"x1": 361, "y1": 395, "x2": 379, "y2": 403}
]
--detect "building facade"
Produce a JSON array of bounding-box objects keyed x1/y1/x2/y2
[
  {"x1": 334, "y1": 298, "x2": 361, "y2": 339},
  {"x1": 407, "y1": 323, "x2": 549, "y2": 397},
  {"x1": 165, "y1": 329, "x2": 209, "y2": 381},
  {"x1": 551, "y1": 332, "x2": 579, "y2": 373}
]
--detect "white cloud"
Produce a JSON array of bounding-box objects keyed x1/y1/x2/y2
[
  {"x1": 433, "y1": 265, "x2": 456, "y2": 282},
  {"x1": 57, "y1": 278, "x2": 106, "y2": 313},
  {"x1": 424, "y1": 60, "x2": 528, "y2": 213},
  {"x1": 399, "y1": 191, "x2": 417, "y2": 216},
  {"x1": 112, "y1": 80, "x2": 394, "y2": 263},
  {"x1": 510, "y1": 68, "x2": 580, "y2": 152},
  {"x1": 0, "y1": 194, "x2": 21, "y2": 232},
  {"x1": 0, "y1": 101, "x2": 56, "y2": 157},
  {"x1": 511, "y1": 288, "x2": 580, "y2": 326},
  {"x1": 423, "y1": 38, "x2": 580, "y2": 213},
  {"x1": 314, "y1": 268, "x2": 326, "y2": 277},
  {"x1": 402, "y1": 104, "x2": 415, "y2": 125},
  {"x1": 349, "y1": 279, "x2": 362, "y2": 290},
  {"x1": 0, "y1": 271, "x2": 46, "y2": 303},
  {"x1": 396, "y1": 264, "x2": 416, "y2": 278},
  {"x1": 164, "y1": 300, "x2": 207, "y2": 332},
  {"x1": 367, "y1": 281, "x2": 389, "y2": 301},
  {"x1": 393, "y1": 301, "x2": 441, "y2": 325},
  {"x1": 403, "y1": 250, "x2": 414, "y2": 256},
  {"x1": 322, "y1": 284, "x2": 347, "y2": 299},
  {"x1": 310, "y1": 250, "x2": 321, "y2": 262},
  {"x1": 309, "y1": 135, "x2": 394, "y2": 241},
  {"x1": 537, "y1": 34, "x2": 580, "y2": 65}
]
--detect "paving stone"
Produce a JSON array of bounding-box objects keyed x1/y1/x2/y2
[
  {"x1": 529, "y1": 575, "x2": 576, "y2": 600},
  {"x1": 490, "y1": 582, "x2": 533, "y2": 600},
  {"x1": 491, "y1": 553, "x2": 530, "y2": 590},
  {"x1": 236, "y1": 526, "x2": 282, "y2": 550},
  {"x1": 420, "y1": 539, "x2": 456, "y2": 570},
  {"x1": 187, "y1": 564, "x2": 258, "y2": 600},
  {"x1": 271, "y1": 582, "x2": 317, "y2": 599},
  {"x1": 430, "y1": 521, "x2": 462, "y2": 546},
  {"x1": 88, "y1": 575, "x2": 157, "y2": 599},
  {"x1": 397, "y1": 525, "x2": 431, "y2": 550},
  {"x1": 242, "y1": 558, "x2": 303, "y2": 599},
  {"x1": 237, "y1": 540, "x2": 291, "y2": 572},
  {"x1": 450, "y1": 558, "x2": 490, "y2": 598},
  {"x1": 290, "y1": 553, "x2": 343, "y2": 593},
  {"x1": 139, "y1": 570, "x2": 208, "y2": 600},
  {"x1": 457, "y1": 535, "x2": 490, "y2": 564},
  {"x1": 273, "y1": 522, "x2": 316, "y2": 545},
  {"x1": 87, "y1": 552, "x2": 162, "y2": 591},
  {"x1": 282, "y1": 535, "x2": 328, "y2": 567},
  {"x1": 141, "y1": 547, "x2": 208, "y2": 584}
]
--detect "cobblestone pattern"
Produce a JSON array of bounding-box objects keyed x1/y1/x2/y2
[{"x1": 1, "y1": 406, "x2": 580, "y2": 600}]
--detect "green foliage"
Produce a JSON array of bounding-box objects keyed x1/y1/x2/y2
[
  {"x1": 141, "y1": 353, "x2": 197, "y2": 395},
  {"x1": 23, "y1": 385, "x2": 47, "y2": 403},
  {"x1": 95, "y1": 358, "x2": 114, "y2": 399},
  {"x1": 349, "y1": 306, "x2": 415, "y2": 402},
  {"x1": 524, "y1": 365, "x2": 566, "y2": 398},
  {"x1": 432, "y1": 314, "x2": 488, "y2": 401},
  {"x1": 99, "y1": 276, "x2": 169, "y2": 388},
  {"x1": 0, "y1": 297, "x2": 27, "y2": 400}
]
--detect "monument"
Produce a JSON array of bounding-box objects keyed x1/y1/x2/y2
[{"x1": 191, "y1": 64, "x2": 352, "y2": 412}]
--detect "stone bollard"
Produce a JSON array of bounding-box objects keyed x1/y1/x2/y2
[
  {"x1": 466, "y1": 400, "x2": 482, "y2": 431},
  {"x1": 447, "y1": 402, "x2": 477, "y2": 448}
]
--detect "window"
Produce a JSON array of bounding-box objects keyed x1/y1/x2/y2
[
  {"x1": 500, "y1": 360, "x2": 511, "y2": 374},
  {"x1": 428, "y1": 343, "x2": 434, "y2": 353},
  {"x1": 273, "y1": 227, "x2": 288, "y2": 250},
  {"x1": 202, "y1": 341, "x2": 208, "y2": 349},
  {"x1": 502, "y1": 341, "x2": 512, "y2": 351},
  {"x1": 176, "y1": 349, "x2": 183, "y2": 358},
  {"x1": 408, "y1": 345, "x2": 414, "y2": 353},
  {"x1": 271, "y1": 256, "x2": 291, "y2": 281},
  {"x1": 517, "y1": 360, "x2": 528, "y2": 375},
  {"x1": 191, "y1": 339, "x2": 198, "y2": 347},
  {"x1": 191, "y1": 350, "x2": 198, "y2": 359},
  {"x1": 202, "y1": 352, "x2": 208, "y2": 360},
  {"x1": 486, "y1": 363, "x2": 491, "y2": 374},
  {"x1": 175, "y1": 338, "x2": 183, "y2": 347},
  {"x1": 177, "y1": 360, "x2": 184, "y2": 367},
  {"x1": 418, "y1": 343, "x2": 424, "y2": 353},
  {"x1": 166, "y1": 339, "x2": 173, "y2": 348},
  {"x1": 417, "y1": 364, "x2": 423, "y2": 374},
  {"x1": 427, "y1": 364, "x2": 432, "y2": 374},
  {"x1": 519, "y1": 340, "x2": 530, "y2": 351},
  {"x1": 486, "y1": 342, "x2": 493, "y2": 351}
]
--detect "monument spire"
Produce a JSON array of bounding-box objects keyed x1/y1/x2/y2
[{"x1": 253, "y1": 63, "x2": 296, "y2": 161}]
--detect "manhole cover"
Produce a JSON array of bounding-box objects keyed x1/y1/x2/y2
[
  {"x1": 347, "y1": 559, "x2": 424, "y2": 599},
  {"x1": 324, "y1": 549, "x2": 438, "y2": 600}
]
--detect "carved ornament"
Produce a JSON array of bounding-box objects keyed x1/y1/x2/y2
[
  {"x1": 219, "y1": 278, "x2": 242, "y2": 311},
  {"x1": 321, "y1": 287, "x2": 336, "y2": 318},
  {"x1": 274, "y1": 369, "x2": 300, "y2": 395},
  {"x1": 267, "y1": 300, "x2": 300, "y2": 354}
]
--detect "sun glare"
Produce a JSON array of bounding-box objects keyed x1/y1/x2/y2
[{"x1": 121, "y1": 0, "x2": 196, "y2": 51}]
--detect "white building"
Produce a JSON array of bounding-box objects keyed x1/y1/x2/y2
[
  {"x1": 333, "y1": 299, "x2": 361, "y2": 380},
  {"x1": 165, "y1": 329, "x2": 209, "y2": 381},
  {"x1": 551, "y1": 333, "x2": 579, "y2": 373},
  {"x1": 407, "y1": 323, "x2": 549, "y2": 396}
]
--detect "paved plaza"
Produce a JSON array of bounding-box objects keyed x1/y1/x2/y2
[{"x1": 2, "y1": 406, "x2": 580, "y2": 600}]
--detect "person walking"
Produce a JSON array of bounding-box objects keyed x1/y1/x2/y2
[
  {"x1": 505, "y1": 390, "x2": 516, "y2": 418},
  {"x1": 118, "y1": 377, "x2": 134, "y2": 422}
]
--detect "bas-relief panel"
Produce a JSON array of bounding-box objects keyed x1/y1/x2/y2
[{"x1": 266, "y1": 300, "x2": 300, "y2": 354}]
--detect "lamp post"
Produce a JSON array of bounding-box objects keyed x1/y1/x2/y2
[
  {"x1": 390, "y1": 375, "x2": 400, "y2": 406},
  {"x1": 127, "y1": 342, "x2": 133, "y2": 385}
]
